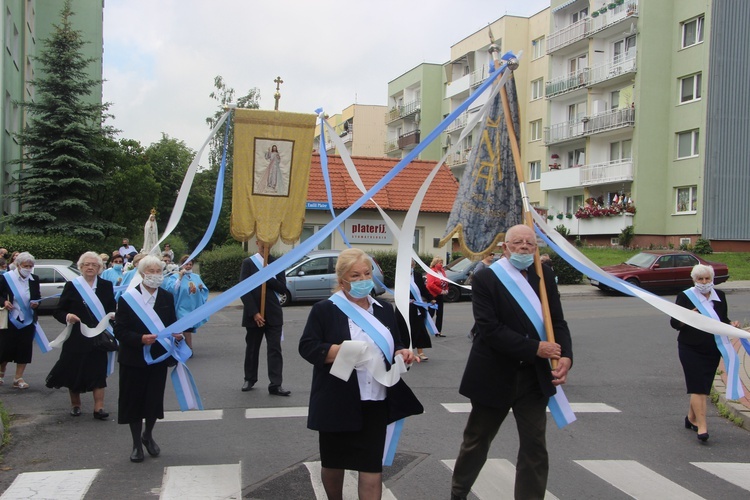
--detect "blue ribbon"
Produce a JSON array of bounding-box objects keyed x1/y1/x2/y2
[
  {"x1": 317, "y1": 114, "x2": 349, "y2": 245},
  {"x1": 329, "y1": 294, "x2": 393, "y2": 361},
  {"x1": 3, "y1": 273, "x2": 35, "y2": 329},
  {"x1": 171, "y1": 363, "x2": 204, "y2": 411},
  {"x1": 383, "y1": 419, "x2": 404, "y2": 466}
]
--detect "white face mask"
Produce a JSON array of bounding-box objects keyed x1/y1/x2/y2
[
  {"x1": 142, "y1": 273, "x2": 164, "y2": 288},
  {"x1": 694, "y1": 282, "x2": 714, "y2": 294},
  {"x1": 18, "y1": 268, "x2": 32, "y2": 278}
]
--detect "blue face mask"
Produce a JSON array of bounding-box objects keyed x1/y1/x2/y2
[
  {"x1": 347, "y1": 279, "x2": 374, "y2": 299},
  {"x1": 509, "y1": 253, "x2": 535, "y2": 271},
  {"x1": 112, "y1": 264, "x2": 123, "y2": 272}
]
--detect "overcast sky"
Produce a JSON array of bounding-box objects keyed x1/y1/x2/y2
[{"x1": 103, "y1": 0, "x2": 549, "y2": 154}]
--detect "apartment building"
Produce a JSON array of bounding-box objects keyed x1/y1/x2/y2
[{"x1": 313, "y1": 104, "x2": 388, "y2": 158}]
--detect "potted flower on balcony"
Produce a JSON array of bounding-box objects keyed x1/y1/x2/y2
[
  {"x1": 547, "y1": 215, "x2": 554, "y2": 221},
  {"x1": 599, "y1": 6, "x2": 608, "y2": 14},
  {"x1": 608, "y1": 2, "x2": 617, "y2": 10},
  {"x1": 591, "y1": 10, "x2": 600, "y2": 18},
  {"x1": 556, "y1": 213, "x2": 564, "y2": 220},
  {"x1": 615, "y1": 0, "x2": 625, "y2": 5},
  {"x1": 566, "y1": 213, "x2": 573, "y2": 219},
  {"x1": 549, "y1": 153, "x2": 561, "y2": 170}
]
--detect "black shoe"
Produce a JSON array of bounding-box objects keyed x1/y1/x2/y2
[
  {"x1": 141, "y1": 435, "x2": 161, "y2": 457},
  {"x1": 130, "y1": 447, "x2": 144, "y2": 463},
  {"x1": 450, "y1": 494, "x2": 467, "y2": 500},
  {"x1": 70, "y1": 406, "x2": 81, "y2": 417},
  {"x1": 269, "y1": 387, "x2": 291, "y2": 396},
  {"x1": 93, "y1": 409, "x2": 109, "y2": 420},
  {"x1": 241, "y1": 381, "x2": 254, "y2": 392},
  {"x1": 684, "y1": 416, "x2": 698, "y2": 432},
  {"x1": 697, "y1": 432, "x2": 709, "y2": 442}
]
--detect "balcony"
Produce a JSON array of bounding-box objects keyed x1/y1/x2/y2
[
  {"x1": 384, "y1": 99, "x2": 421, "y2": 124},
  {"x1": 545, "y1": 68, "x2": 589, "y2": 99},
  {"x1": 540, "y1": 166, "x2": 581, "y2": 191},
  {"x1": 544, "y1": 119, "x2": 585, "y2": 145},
  {"x1": 553, "y1": 213, "x2": 634, "y2": 236},
  {"x1": 446, "y1": 149, "x2": 472, "y2": 167},
  {"x1": 584, "y1": 107, "x2": 635, "y2": 136},
  {"x1": 445, "y1": 111, "x2": 469, "y2": 133},
  {"x1": 446, "y1": 73, "x2": 471, "y2": 98},
  {"x1": 384, "y1": 139, "x2": 398, "y2": 154},
  {"x1": 397, "y1": 129, "x2": 420, "y2": 150},
  {"x1": 470, "y1": 65, "x2": 490, "y2": 89},
  {"x1": 547, "y1": 17, "x2": 588, "y2": 54},
  {"x1": 589, "y1": 1, "x2": 639, "y2": 37},
  {"x1": 580, "y1": 159, "x2": 633, "y2": 186},
  {"x1": 588, "y1": 53, "x2": 636, "y2": 87},
  {"x1": 341, "y1": 130, "x2": 353, "y2": 144}
]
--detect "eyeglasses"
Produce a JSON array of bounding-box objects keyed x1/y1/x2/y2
[
  {"x1": 80, "y1": 262, "x2": 99, "y2": 268},
  {"x1": 508, "y1": 240, "x2": 537, "y2": 247}
]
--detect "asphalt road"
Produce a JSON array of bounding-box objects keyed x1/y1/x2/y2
[{"x1": 2, "y1": 291, "x2": 750, "y2": 499}]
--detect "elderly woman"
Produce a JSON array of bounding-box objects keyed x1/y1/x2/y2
[
  {"x1": 0, "y1": 252, "x2": 41, "y2": 389},
  {"x1": 299, "y1": 248, "x2": 423, "y2": 500},
  {"x1": 163, "y1": 255, "x2": 209, "y2": 350},
  {"x1": 46, "y1": 252, "x2": 116, "y2": 418},
  {"x1": 114, "y1": 255, "x2": 183, "y2": 463},
  {"x1": 426, "y1": 256, "x2": 449, "y2": 337},
  {"x1": 670, "y1": 264, "x2": 740, "y2": 442}
]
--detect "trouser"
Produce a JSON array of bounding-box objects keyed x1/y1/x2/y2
[
  {"x1": 244, "y1": 324, "x2": 283, "y2": 389},
  {"x1": 451, "y1": 366, "x2": 549, "y2": 500},
  {"x1": 428, "y1": 294, "x2": 444, "y2": 332}
]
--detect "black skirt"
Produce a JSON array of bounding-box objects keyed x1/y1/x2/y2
[
  {"x1": 46, "y1": 330, "x2": 108, "y2": 393},
  {"x1": 0, "y1": 323, "x2": 36, "y2": 364},
  {"x1": 679, "y1": 341, "x2": 721, "y2": 394},
  {"x1": 117, "y1": 363, "x2": 168, "y2": 424},
  {"x1": 319, "y1": 400, "x2": 388, "y2": 473}
]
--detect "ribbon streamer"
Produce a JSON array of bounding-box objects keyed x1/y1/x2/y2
[
  {"x1": 329, "y1": 340, "x2": 407, "y2": 388},
  {"x1": 49, "y1": 313, "x2": 115, "y2": 348}
]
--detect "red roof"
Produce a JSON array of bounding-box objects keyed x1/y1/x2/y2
[{"x1": 307, "y1": 154, "x2": 458, "y2": 213}]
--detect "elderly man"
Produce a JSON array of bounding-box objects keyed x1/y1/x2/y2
[{"x1": 450, "y1": 224, "x2": 572, "y2": 500}]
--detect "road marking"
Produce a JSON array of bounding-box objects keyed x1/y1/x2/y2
[
  {"x1": 574, "y1": 460, "x2": 704, "y2": 499},
  {"x1": 162, "y1": 409, "x2": 223, "y2": 422},
  {"x1": 442, "y1": 459, "x2": 559, "y2": 500},
  {"x1": 245, "y1": 407, "x2": 309, "y2": 419},
  {"x1": 160, "y1": 463, "x2": 241, "y2": 499},
  {"x1": 691, "y1": 462, "x2": 750, "y2": 490},
  {"x1": 0, "y1": 469, "x2": 99, "y2": 500},
  {"x1": 304, "y1": 462, "x2": 396, "y2": 499},
  {"x1": 442, "y1": 402, "x2": 620, "y2": 413}
]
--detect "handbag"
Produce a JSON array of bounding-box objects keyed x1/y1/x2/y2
[
  {"x1": 92, "y1": 330, "x2": 118, "y2": 352},
  {"x1": 0, "y1": 307, "x2": 7, "y2": 330}
]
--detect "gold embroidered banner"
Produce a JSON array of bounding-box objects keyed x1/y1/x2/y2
[{"x1": 231, "y1": 109, "x2": 316, "y2": 244}]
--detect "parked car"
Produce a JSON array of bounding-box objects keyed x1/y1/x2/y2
[
  {"x1": 443, "y1": 255, "x2": 501, "y2": 302},
  {"x1": 280, "y1": 250, "x2": 386, "y2": 306},
  {"x1": 588, "y1": 251, "x2": 729, "y2": 293},
  {"x1": 32, "y1": 259, "x2": 81, "y2": 310}
]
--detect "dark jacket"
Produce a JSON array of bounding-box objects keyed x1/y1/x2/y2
[
  {"x1": 240, "y1": 254, "x2": 286, "y2": 327},
  {"x1": 299, "y1": 298, "x2": 423, "y2": 432},
  {"x1": 671, "y1": 289, "x2": 730, "y2": 350},
  {"x1": 114, "y1": 285, "x2": 178, "y2": 368},
  {"x1": 53, "y1": 279, "x2": 116, "y2": 353},
  {"x1": 459, "y1": 262, "x2": 572, "y2": 408},
  {"x1": 0, "y1": 271, "x2": 41, "y2": 325}
]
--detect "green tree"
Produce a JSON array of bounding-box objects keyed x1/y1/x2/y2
[
  {"x1": 6, "y1": 0, "x2": 122, "y2": 238},
  {"x1": 205, "y1": 76, "x2": 261, "y2": 245},
  {"x1": 144, "y1": 134, "x2": 196, "y2": 226}
]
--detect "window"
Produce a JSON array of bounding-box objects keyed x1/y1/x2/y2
[
  {"x1": 299, "y1": 257, "x2": 331, "y2": 276},
  {"x1": 572, "y1": 8, "x2": 588, "y2": 23},
  {"x1": 565, "y1": 195, "x2": 583, "y2": 214},
  {"x1": 676, "y1": 186, "x2": 697, "y2": 213},
  {"x1": 529, "y1": 160, "x2": 541, "y2": 181},
  {"x1": 567, "y1": 148, "x2": 585, "y2": 168},
  {"x1": 529, "y1": 120, "x2": 542, "y2": 141},
  {"x1": 300, "y1": 224, "x2": 332, "y2": 250},
  {"x1": 532, "y1": 36, "x2": 544, "y2": 59},
  {"x1": 682, "y1": 15, "x2": 704, "y2": 48},
  {"x1": 680, "y1": 73, "x2": 702, "y2": 103},
  {"x1": 613, "y1": 35, "x2": 636, "y2": 63},
  {"x1": 531, "y1": 78, "x2": 543, "y2": 100},
  {"x1": 610, "y1": 90, "x2": 620, "y2": 110},
  {"x1": 677, "y1": 130, "x2": 699, "y2": 158},
  {"x1": 610, "y1": 140, "x2": 632, "y2": 161}
]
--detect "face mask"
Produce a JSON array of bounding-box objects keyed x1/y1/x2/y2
[
  {"x1": 18, "y1": 268, "x2": 32, "y2": 278},
  {"x1": 694, "y1": 282, "x2": 714, "y2": 294},
  {"x1": 142, "y1": 273, "x2": 164, "y2": 288},
  {"x1": 112, "y1": 264, "x2": 123, "y2": 272},
  {"x1": 346, "y1": 279, "x2": 374, "y2": 299},
  {"x1": 509, "y1": 253, "x2": 535, "y2": 271}
]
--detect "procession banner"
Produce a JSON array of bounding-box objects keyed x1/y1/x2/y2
[{"x1": 231, "y1": 109, "x2": 317, "y2": 244}]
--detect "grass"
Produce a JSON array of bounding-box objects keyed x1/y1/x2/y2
[{"x1": 575, "y1": 247, "x2": 750, "y2": 281}]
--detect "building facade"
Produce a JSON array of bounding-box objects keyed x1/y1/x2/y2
[{"x1": 314, "y1": 103, "x2": 387, "y2": 158}]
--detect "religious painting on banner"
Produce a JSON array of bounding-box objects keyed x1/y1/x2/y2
[
  {"x1": 440, "y1": 76, "x2": 523, "y2": 258},
  {"x1": 232, "y1": 109, "x2": 317, "y2": 244}
]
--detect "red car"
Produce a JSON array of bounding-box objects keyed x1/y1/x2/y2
[{"x1": 589, "y1": 251, "x2": 730, "y2": 292}]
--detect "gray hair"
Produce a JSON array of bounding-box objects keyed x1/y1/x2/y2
[
  {"x1": 137, "y1": 255, "x2": 164, "y2": 274},
  {"x1": 691, "y1": 264, "x2": 714, "y2": 281},
  {"x1": 14, "y1": 252, "x2": 35, "y2": 267},
  {"x1": 77, "y1": 251, "x2": 103, "y2": 271}
]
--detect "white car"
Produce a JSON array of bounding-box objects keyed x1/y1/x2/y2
[{"x1": 33, "y1": 259, "x2": 81, "y2": 311}]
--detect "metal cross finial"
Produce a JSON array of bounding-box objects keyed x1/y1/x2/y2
[{"x1": 273, "y1": 76, "x2": 284, "y2": 111}]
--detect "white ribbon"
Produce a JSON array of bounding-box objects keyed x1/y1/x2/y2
[
  {"x1": 49, "y1": 313, "x2": 115, "y2": 349},
  {"x1": 330, "y1": 340, "x2": 407, "y2": 388}
]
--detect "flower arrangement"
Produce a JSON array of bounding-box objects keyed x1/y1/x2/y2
[
  {"x1": 556, "y1": 213, "x2": 564, "y2": 219},
  {"x1": 575, "y1": 197, "x2": 636, "y2": 219},
  {"x1": 566, "y1": 213, "x2": 573, "y2": 219},
  {"x1": 547, "y1": 215, "x2": 554, "y2": 220}
]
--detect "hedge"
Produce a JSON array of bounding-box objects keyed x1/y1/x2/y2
[
  {"x1": 369, "y1": 251, "x2": 434, "y2": 287},
  {"x1": 541, "y1": 247, "x2": 584, "y2": 285},
  {"x1": 199, "y1": 244, "x2": 247, "y2": 291}
]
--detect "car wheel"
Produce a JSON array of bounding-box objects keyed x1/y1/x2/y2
[
  {"x1": 278, "y1": 290, "x2": 292, "y2": 307},
  {"x1": 445, "y1": 285, "x2": 461, "y2": 303},
  {"x1": 625, "y1": 277, "x2": 640, "y2": 287}
]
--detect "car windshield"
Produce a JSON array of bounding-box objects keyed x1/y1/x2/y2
[
  {"x1": 446, "y1": 257, "x2": 473, "y2": 273},
  {"x1": 624, "y1": 253, "x2": 659, "y2": 268},
  {"x1": 68, "y1": 264, "x2": 81, "y2": 276}
]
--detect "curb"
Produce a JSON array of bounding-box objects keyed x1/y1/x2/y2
[{"x1": 713, "y1": 373, "x2": 750, "y2": 432}]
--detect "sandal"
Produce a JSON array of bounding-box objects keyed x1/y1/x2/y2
[
  {"x1": 13, "y1": 378, "x2": 29, "y2": 389},
  {"x1": 418, "y1": 353, "x2": 429, "y2": 361}
]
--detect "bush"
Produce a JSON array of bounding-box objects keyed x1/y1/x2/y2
[
  {"x1": 618, "y1": 225, "x2": 635, "y2": 248},
  {"x1": 693, "y1": 238, "x2": 713, "y2": 255},
  {"x1": 369, "y1": 250, "x2": 434, "y2": 287},
  {"x1": 541, "y1": 247, "x2": 584, "y2": 285},
  {"x1": 199, "y1": 244, "x2": 247, "y2": 290},
  {"x1": 0, "y1": 233, "x2": 111, "y2": 261},
  {"x1": 554, "y1": 225, "x2": 570, "y2": 237}
]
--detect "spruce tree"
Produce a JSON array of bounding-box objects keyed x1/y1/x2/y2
[{"x1": 7, "y1": 0, "x2": 122, "y2": 238}]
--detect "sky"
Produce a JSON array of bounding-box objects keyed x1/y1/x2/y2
[{"x1": 102, "y1": 0, "x2": 550, "y2": 153}]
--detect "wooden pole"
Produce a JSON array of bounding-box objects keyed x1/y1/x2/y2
[
  {"x1": 491, "y1": 48, "x2": 558, "y2": 368},
  {"x1": 259, "y1": 244, "x2": 269, "y2": 320}
]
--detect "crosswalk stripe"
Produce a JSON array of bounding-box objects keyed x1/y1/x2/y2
[
  {"x1": 574, "y1": 460, "x2": 705, "y2": 499},
  {"x1": 0, "y1": 469, "x2": 100, "y2": 500},
  {"x1": 691, "y1": 462, "x2": 750, "y2": 490},
  {"x1": 162, "y1": 409, "x2": 223, "y2": 422},
  {"x1": 442, "y1": 458, "x2": 559, "y2": 500},
  {"x1": 442, "y1": 402, "x2": 620, "y2": 413},
  {"x1": 159, "y1": 463, "x2": 242, "y2": 499},
  {"x1": 303, "y1": 461, "x2": 396, "y2": 500},
  {"x1": 245, "y1": 407, "x2": 309, "y2": 419}
]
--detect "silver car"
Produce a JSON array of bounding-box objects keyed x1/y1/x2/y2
[
  {"x1": 280, "y1": 250, "x2": 386, "y2": 306},
  {"x1": 33, "y1": 259, "x2": 81, "y2": 311}
]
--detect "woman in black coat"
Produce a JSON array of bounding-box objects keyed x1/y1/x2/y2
[
  {"x1": 670, "y1": 264, "x2": 740, "y2": 442},
  {"x1": 46, "y1": 252, "x2": 116, "y2": 419},
  {"x1": 114, "y1": 255, "x2": 183, "y2": 463},
  {"x1": 299, "y1": 248, "x2": 422, "y2": 500},
  {"x1": 0, "y1": 252, "x2": 41, "y2": 390}
]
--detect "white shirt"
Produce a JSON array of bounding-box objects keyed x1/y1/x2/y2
[
  {"x1": 10, "y1": 269, "x2": 31, "y2": 321},
  {"x1": 140, "y1": 286, "x2": 158, "y2": 308},
  {"x1": 345, "y1": 293, "x2": 388, "y2": 402}
]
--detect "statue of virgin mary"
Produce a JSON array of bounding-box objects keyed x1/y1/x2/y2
[{"x1": 143, "y1": 208, "x2": 161, "y2": 256}]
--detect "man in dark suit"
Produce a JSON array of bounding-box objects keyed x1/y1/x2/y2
[
  {"x1": 450, "y1": 224, "x2": 573, "y2": 500},
  {"x1": 240, "y1": 240, "x2": 289, "y2": 396}
]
